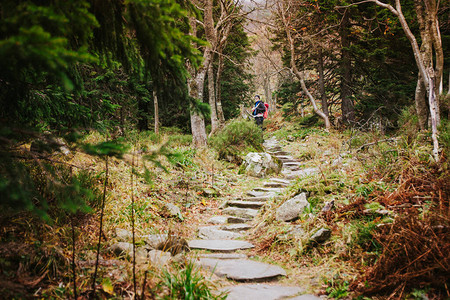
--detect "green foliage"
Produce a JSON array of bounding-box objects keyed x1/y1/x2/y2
[
  {"x1": 439, "y1": 118, "x2": 450, "y2": 156},
  {"x1": 82, "y1": 139, "x2": 129, "y2": 158},
  {"x1": 350, "y1": 220, "x2": 382, "y2": 253},
  {"x1": 325, "y1": 279, "x2": 350, "y2": 299},
  {"x1": 209, "y1": 119, "x2": 263, "y2": 163},
  {"x1": 158, "y1": 263, "x2": 226, "y2": 300},
  {"x1": 168, "y1": 149, "x2": 197, "y2": 169},
  {"x1": 167, "y1": 134, "x2": 192, "y2": 147}
]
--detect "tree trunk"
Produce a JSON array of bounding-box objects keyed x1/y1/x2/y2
[
  {"x1": 187, "y1": 14, "x2": 210, "y2": 148},
  {"x1": 339, "y1": 10, "x2": 355, "y2": 124},
  {"x1": 188, "y1": 62, "x2": 209, "y2": 147},
  {"x1": 208, "y1": 62, "x2": 219, "y2": 134},
  {"x1": 153, "y1": 89, "x2": 159, "y2": 135},
  {"x1": 428, "y1": 75, "x2": 440, "y2": 161},
  {"x1": 215, "y1": 54, "x2": 226, "y2": 123},
  {"x1": 318, "y1": 48, "x2": 329, "y2": 117},
  {"x1": 415, "y1": 75, "x2": 429, "y2": 130},
  {"x1": 263, "y1": 75, "x2": 272, "y2": 110}
]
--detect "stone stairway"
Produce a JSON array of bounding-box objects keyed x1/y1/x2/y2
[{"x1": 187, "y1": 137, "x2": 321, "y2": 300}]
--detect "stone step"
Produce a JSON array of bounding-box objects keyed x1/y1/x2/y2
[
  {"x1": 207, "y1": 216, "x2": 229, "y2": 225},
  {"x1": 222, "y1": 207, "x2": 259, "y2": 219},
  {"x1": 252, "y1": 187, "x2": 284, "y2": 193},
  {"x1": 246, "y1": 191, "x2": 278, "y2": 198},
  {"x1": 222, "y1": 284, "x2": 308, "y2": 300},
  {"x1": 227, "y1": 200, "x2": 265, "y2": 209},
  {"x1": 220, "y1": 224, "x2": 252, "y2": 232},
  {"x1": 193, "y1": 253, "x2": 248, "y2": 260},
  {"x1": 282, "y1": 167, "x2": 318, "y2": 179},
  {"x1": 268, "y1": 151, "x2": 289, "y2": 156},
  {"x1": 188, "y1": 239, "x2": 254, "y2": 252},
  {"x1": 274, "y1": 155, "x2": 295, "y2": 160},
  {"x1": 263, "y1": 182, "x2": 289, "y2": 188},
  {"x1": 241, "y1": 196, "x2": 278, "y2": 202},
  {"x1": 228, "y1": 216, "x2": 251, "y2": 223},
  {"x1": 198, "y1": 226, "x2": 242, "y2": 240},
  {"x1": 196, "y1": 258, "x2": 286, "y2": 281},
  {"x1": 268, "y1": 178, "x2": 292, "y2": 185},
  {"x1": 283, "y1": 161, "x2": 303, "y2": 167}
]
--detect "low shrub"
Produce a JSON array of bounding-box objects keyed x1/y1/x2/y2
[
  {"x1": 157, "y1": 263, "x2": 226, "y2": 299},
  {"x1": 209, "y1": 119, "x2": 263, "y2": 163}
]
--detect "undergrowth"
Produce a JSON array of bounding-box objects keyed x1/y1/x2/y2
[{"x1": 209, "y1": 119, "x2": 263, "y2": 164}]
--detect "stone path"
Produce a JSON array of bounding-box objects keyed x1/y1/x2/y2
[{"x1": 188, "y1": 137, "x2": 321, "y2": 299}]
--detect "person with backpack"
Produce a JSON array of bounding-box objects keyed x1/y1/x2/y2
[{"x1": 251, "y1": 95, "x2": 269, "y2": 129}]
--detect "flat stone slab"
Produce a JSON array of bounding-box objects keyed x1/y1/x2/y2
[
  {"x1": 221, "y1": 224, "x2": 252, "y2": 232},
  {"x1": 207, "y1": 216, "x2": 228, "y2": 225},
  {"x1": 246, "y1": 191, "x2": 278, "y2": 198},
  {"x1": 188, "y1": 239, "x2": 254, "y2": 251},
  {"x1": 194, "y1": 253, "x2": 248, "y2": 260},
  {"x1": 223, "y1": 207, "x2": 259, "y2": 219},
  {"x1": 268, "y1": 151, "x2": 289, "y2": 156},
  {"x1": 252, "y1": 187, "x2": 284, "y2": 193},
  {"x1": 263, "y1": 182, "x2": 289, "y2": 188},
  {"x1": 283, "y1": 161, "x2": 303, "y2": 166},
  {"x1": 227, "y1": 216, "x2": 251, "y2": 223},
  {"x1": 222, "y1": 284, "x2": 304, "y2": 300},
  {"x1": 268, "y1": 178, "x2": 292, "y2": 184},
  {"x1": 275, "y1": 155, "x2": 295, "y2": 160},
  {"x1": 198, "y1": 226, "x2": 242, "y2": 240},
  {"x1": 197, "y1": 258, "x2": 286, "y2": 281},
  {"x1": 227, "y1": 200, "x2": 265, "y2": 209},
  {"x1": 282, "y1": 168, "x2": 318, "y2": 179}
]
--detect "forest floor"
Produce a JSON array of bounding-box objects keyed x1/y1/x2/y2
[{"x1": 0, "y1": 113, "x2": 448, "y2": 299}]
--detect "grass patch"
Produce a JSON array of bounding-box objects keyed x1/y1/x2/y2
[{"x1": 209, "y1": 119, "x2": 263, "y2": 164}]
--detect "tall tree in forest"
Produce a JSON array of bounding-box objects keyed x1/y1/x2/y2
[
  {"x1": 353, "y1": 0, "x2": 444, "y2": 160},
  {"x1": 275, "y1": 0, "x2": 331, "y2": 129}
]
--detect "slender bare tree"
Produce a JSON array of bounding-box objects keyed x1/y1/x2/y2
[{"x1": 276, "y1": 0, "x2": 331, "y2": 129}]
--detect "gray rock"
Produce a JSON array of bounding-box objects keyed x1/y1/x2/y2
[
  {"x1": 252, "y1": 187, "x2": 284, "y2": 193},
  {"x1": 115, "y1": 228, "x2": 132, "y2": 242},
  {"x1": 135, "y1": 248, "x2": 149, "y2": 264},
  {"x1": 207, "y1": 216, "x2": 229, "y2": 225},
  {"x1": 241, "y1": 152, "x2": 281, "y2": 178},
  {"x1": 282, "y1": 168, "x2": 318, "y2": 179},
  {"x1": 246, "y1": 190, "x2": 277, "y2": 198},
  {"x1": 188, "y1": 239, "x2": 254, "y2": 251},
  {"x1": 197, "y1": 258, "x2": 286, "y2": 281},
  {"x1": 268, "y1": 151, "x2": 289, "y2": 156},
  {"x1": 109, "y1": 242, "x2": 133, "y2": 257},
  {"x1": 276, "y1": 193, "x2": 310, "y2": 222},
  {"x1": 283, "y1": 161, "x2": 303, "y2": 167},
  {"x1": 198, "y1": 226, "x2": 242, "y2": 240},
  {"x1": 227, "y1": 216, "x2": 251, "y2": 223},
  {"x1": 220, "y1": 224, "x2": 252, "y2": 232},
  {"x1": 164, "y1": 202, "x2": 182, "y2": 218},
  {"x1": 142, "y1": 234, "x2": 168, "y2": 249},
  {"x1": 222, "y1": 284, "x2": 303, "y2": 300},
  {"x1": 148, "y1": 250, "x2": 171, "y2": 267},
  {"x1": 223, "y1": 207, "x2": 259, "y2": 219},
  {"x1": 321, "y1": 200, "x2": 335, "y2": 212},
  {"x1": 242, "y1": 195, "x2": 279, "y2": 202},
  {"x1": 194, "y1": 253, "x2": 248, "y2": 260},
  {"x1": 227, "y1": 200, "x2": 264, "y2": 209},
  {"x1": 202, "y1": 187, "x2": 219, "y2": 197},
  {"x1": 310, "y1": 228, "x2": 331, "y2": 244}
]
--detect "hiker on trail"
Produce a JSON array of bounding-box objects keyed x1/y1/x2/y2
[{"x1": 251, "y1": 95, "x2": 269, "y2": 129}]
